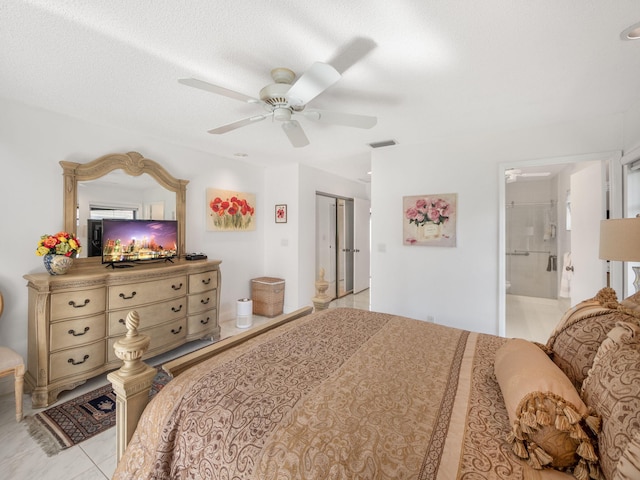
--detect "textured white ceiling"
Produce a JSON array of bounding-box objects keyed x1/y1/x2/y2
[{"x1": 2, "y1": 1, "x2": 640, "y2": 182}]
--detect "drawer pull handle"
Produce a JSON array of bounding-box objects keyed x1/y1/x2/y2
[
  {"x1": 201, "y1": 297, "x2": 210, "y2": 305},
  {"x1": 171, "y1": 326, "x2": 183, "y2": 335},
  {"x1": 119, "y1": 291, "x2": 137, "y2": 300},
  {"x1": 200, "y1": 317, "x2": 210, "y2": 325},
  {"x1": 202, "y1": 278, "x2": 211, "y2": 285},
  {"x1": 172, "y1": 283, "x2": 183, "y2": 291},
  {"x1": 68, "y1": 299, "x2": 90, "y2": 308},
  {"x1": 171, "y1": 304, "x2": 183, "y2": 313},
  {"x1": 119, "y1": 318, "x2": 125, "y2": 325},
  {"x1": 68, "y1": 355, "x2": 90, "y2": 366},
  {"x1": 68, "y1": 327, "x2": 90, "y2": 336}
]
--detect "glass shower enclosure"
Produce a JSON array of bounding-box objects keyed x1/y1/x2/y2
[{"x1": 505, "y1": 193, "x2": 559, "y2": 299}]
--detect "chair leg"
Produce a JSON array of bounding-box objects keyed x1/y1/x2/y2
[{"x1": 14, "y1": 364, "x2": 24, "y2": 422}]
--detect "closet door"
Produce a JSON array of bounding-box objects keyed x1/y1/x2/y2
[
  {"x1": 336, "y1": 199, "x2": 354, "y2": 297},
  {"x1": 315, "y1": 195, "x2": 337, "y2": 299}
]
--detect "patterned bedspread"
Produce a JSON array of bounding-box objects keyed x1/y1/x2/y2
[{"x1": 113, "y1": 308, "x2": 527, "y2": 479}]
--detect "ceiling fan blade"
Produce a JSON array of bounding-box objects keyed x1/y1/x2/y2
[
  {"x1": 282, "y1": 120, "x2": 309, "y2": 148},
  {"x1": 303, "y1": 109, "x2": 377, "y2": 129},
  {"x1": 208, "y1": 114, "x2": 271, "y2": 134},
  {"x1": 286, "y1": 62, "x2": 341, "y2": 107},
  {"x1": 327, "y1": 37, "x2": 377, "y2": 74},
  {"x1": 179, "y1": 78, "x2": 261, "y2": 104}
]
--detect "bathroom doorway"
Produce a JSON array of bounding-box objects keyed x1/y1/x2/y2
[
  {"x1": 499, "y1": 152, "x2": 622, "y2": 343},
  {"x1": 504, "y1": 166, "x2": 568, "y2": 342}
]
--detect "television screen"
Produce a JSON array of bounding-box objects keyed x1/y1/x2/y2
[{"x1": 102, "y1": 219, "x2": 178, "y2": 265}]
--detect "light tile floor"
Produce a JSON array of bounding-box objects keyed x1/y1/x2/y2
[
  {"x1": 505, "y1": 294, "x2": 570, "y2": 344},
  {"x1": 0, "y1": 290, "x2": 370, "y2": 479}
]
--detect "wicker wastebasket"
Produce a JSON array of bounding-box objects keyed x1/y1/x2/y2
[{"x1": 251, "y1": 277, "x2": 285, "y2": 317}]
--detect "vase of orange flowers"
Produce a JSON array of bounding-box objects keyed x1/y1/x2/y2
[{"x1": 36, "y1": 232, "x2": 81, "y2": 275}]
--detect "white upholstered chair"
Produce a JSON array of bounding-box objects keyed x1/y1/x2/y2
[{"x1": 0, "y1": 291, "x2": 25, "y2": 422}]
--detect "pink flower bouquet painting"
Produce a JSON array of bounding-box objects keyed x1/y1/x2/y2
[{"x1": 403, "y1": 193, "x2": 457, "y2": 247}]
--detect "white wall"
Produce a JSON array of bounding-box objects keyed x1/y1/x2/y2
[
  {"x1": 0, "y1": 97, "x2": 266, "y2": 370},
  {"x1": 263, "y1": 164, "x2": 300, "y2": 312},
  {"x1": 371, "y1": 114, "x2": 626, "y2": 335}
]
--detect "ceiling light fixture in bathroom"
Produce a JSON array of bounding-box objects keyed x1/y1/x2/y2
[{"x1": 621, "y1": 21, "x2": 640, "y2": 40}]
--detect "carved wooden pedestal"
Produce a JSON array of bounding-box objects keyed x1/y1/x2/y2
[
  {"x1": 312, "y1": 268, "x2": 332, "y2": 311},
  {"x1": 107, "y1": 310, "x2": 156, "y2": 462}
]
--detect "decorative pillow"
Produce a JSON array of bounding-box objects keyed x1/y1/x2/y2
[
  {"x1": 495, "y1": 338, "x2": 600, "y2": 478},
  {"x1": 522, "y1": 468, "x2": 579, "y2": 479},
  {"x1": 546, "y1": 288, "x2": 638, "y2": 391},
  {"x1": 614, "y1": 431, "x2": 640, "y2": 480},
  {"x1": 619, "y1": 290, "x2": 640, "y2": 319},
  {"x1": 581, "y1": 322, "x2": 640, "y2": 480}
]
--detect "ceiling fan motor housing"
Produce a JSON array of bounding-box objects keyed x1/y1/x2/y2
[{"x1": 259, "y1": 82, "x2": 301, "y2": 119}]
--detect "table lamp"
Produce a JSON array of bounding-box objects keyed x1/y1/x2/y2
[{"x1": 599, "y1": 217, "x2": 640, "y2": 292}]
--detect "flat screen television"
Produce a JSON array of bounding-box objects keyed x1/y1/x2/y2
[{"x1": 101, "y1": 219, "x2": 178, "y2": 266}]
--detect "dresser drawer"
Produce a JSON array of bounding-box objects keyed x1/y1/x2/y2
[
  {"x1": 107, "y1": 317, "x2": 187, "y2": 363},
  {"x1": 187, "y1": 310, "x2": 217, "y2": 337},
  {"x1": 50, "y1": 287, "x2": 106, "y2": 321},
  {"x1": 49, "y1": 340, "x2": 105, "y2": 382},
  {"x1": 108, "y1": 297, "x2": 186, "y2": 336},
  {"x1": 50, "y1": 314, "x2": 106, "y2": 351},
  {"x1": 108, "y1": 275, "x2": 187, "y2": 309},
  {"x1": 189, "y1": 270, "x2": 218, "y2": 294},
  {"x1": 188, "y1": 290, "x2": 216, "y2": 314}
]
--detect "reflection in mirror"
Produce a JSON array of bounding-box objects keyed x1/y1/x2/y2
[
  {"x1": 77, "y1": 172, "x2": 177, "y2": 258},
  {"x1": 61, "y1": 152, "x2": 188, "y2": 265}
]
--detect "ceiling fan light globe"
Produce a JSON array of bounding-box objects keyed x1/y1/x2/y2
[{"x1": 273, "y1": 107, "x2": 292, "y2": 122}]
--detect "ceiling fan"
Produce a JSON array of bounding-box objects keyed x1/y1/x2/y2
[
  {"x1": 179, "y1": 60, "x2": 377, "y2": 148},
  {"x1": 505, "y1": 168, "x2": 551, "y2": 183}
]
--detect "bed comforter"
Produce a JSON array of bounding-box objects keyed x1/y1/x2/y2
[{"x1": 113, "y1": 308, "x2": 532, "y2": 479}]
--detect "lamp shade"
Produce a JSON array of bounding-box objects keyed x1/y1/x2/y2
[{"x1": 599, "y1": 218, "x2": 640, "y2": 261}]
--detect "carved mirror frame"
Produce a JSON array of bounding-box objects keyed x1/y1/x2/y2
[{"x1": 60, "y1": 151, "x2": 188, "y2": 265}]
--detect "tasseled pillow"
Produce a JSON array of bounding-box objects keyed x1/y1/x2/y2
[{"x1": 495, "y1": 338, "x2": 601, "y2": 479}]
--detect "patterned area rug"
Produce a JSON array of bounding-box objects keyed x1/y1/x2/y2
[{"x1": 25, "y1": 368, "x2": 171, "y2": 456}]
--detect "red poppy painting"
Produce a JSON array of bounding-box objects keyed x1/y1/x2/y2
[
  {"x1": 275, "y1": 204, "x2": 287, "y2": 223},
  {"x1": 206, "y1": 188, "x2": 256, "y2": 231}
]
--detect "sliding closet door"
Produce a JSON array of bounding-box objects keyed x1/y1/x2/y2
[
  {"x1": 336, "y1": 199, "x2": 354, "y2": 297},
  {"x1": 316, "y1": 193, "x2": 369, "y2": 299},
  {"x1": 315, "y1": 195, "x2": 337, "y2": 299}
]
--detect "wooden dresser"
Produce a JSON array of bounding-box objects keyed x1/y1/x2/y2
[{"x1": 24, "y1": 259, "x2": 221, "y2": 407}]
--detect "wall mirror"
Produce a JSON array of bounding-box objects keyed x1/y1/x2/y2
[{"x1": 61, "y1": 152, "x2": 188, "y2": 263}]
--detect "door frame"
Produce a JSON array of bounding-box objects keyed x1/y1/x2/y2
[{"x1": 498, "y1": 151, "x2": 623, "y2": 337}]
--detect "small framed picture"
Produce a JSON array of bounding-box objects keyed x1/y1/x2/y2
[{"x1": 275, "y1": 204, "x2": 287, "y2": 223}]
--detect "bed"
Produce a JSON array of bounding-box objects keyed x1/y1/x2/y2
[{"x1": 110, "y1": 288, "x2": 640, "y2": 480}]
